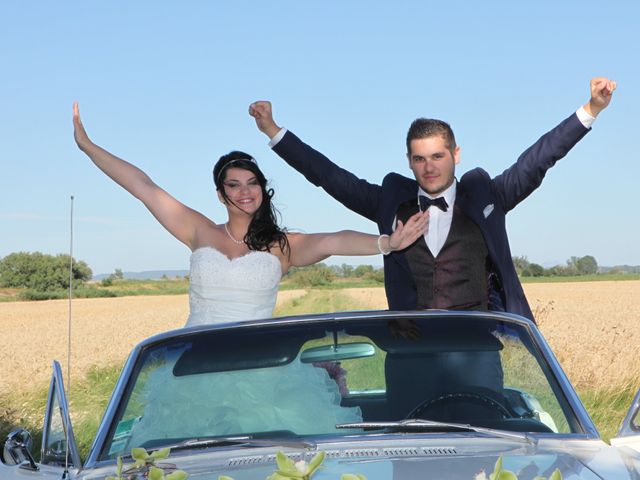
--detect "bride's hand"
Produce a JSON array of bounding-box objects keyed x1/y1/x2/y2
[
  {"x1": 388, "y1": 210, "x2": 429, "y2": 251},
  {"x1": 73, "y1": 102, "x2": 92, "y2": 151}
]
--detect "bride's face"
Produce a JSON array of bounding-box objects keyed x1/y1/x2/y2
[{"x1": 218, "y1": 167, "x2": 264, "y2": 215}]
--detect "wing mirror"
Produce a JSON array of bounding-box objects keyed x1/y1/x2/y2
[{"x1": 1, "y1": 429, "x2": 38, "y2": 471}]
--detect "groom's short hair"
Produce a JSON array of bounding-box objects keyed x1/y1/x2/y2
[{"x1": 406, "y1": 118, "x2": 457, "y2": 155}]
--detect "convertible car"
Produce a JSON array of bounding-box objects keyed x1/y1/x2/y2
[{"x1": 3, "y1": 310, "x2": 640, "y2": 479}]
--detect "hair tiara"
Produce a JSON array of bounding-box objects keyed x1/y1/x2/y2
[{"x1": 216, "y1": 157, "x2": 258, "y2": 183}]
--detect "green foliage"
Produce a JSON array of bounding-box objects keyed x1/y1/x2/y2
[
  {"x1": 102, "y1": 268, "x2": 125, "y2": 286},
  {"x1": 284, "y1": 264, "x2": 334, "y2": 287},
  {"x1": 0, "y1": 364, "x2": 121, "y2": 462},
  {"x1": 0, "y1": 251, "x2": 92, "y2": 291},
  {"x1": 475, "y1": 456, "x2": 562, "y2": 480},
  {"x1": 334, "y1": 263, "x2": 354, "y2": 278},
  {"x1": 268, "y1": 451, "x2": 325, "y2": 480},
  {"x1": 514, "y1": 255, "x2": 599, "y2": 278},
  {"x1": 222, "y1": 451, "x2": 366, "y2": 480},
  {"x1": 19, "y1": 285, "x2": 117, "y2": 301},
  {"x1": 521, "y1": 263, "x2": 544, "y2": 277},
  {"x1": 512, "y1": 256, "x2": 530, "y2": 276},
  {"x1": 106, "y1": 447, "x2": 187, "y2": 480},
  {"x1": 353, "y1": 265, "x2": 374, "y2": 277}
]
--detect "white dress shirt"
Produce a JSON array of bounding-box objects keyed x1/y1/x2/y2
[{"x1": 419, "y1": 182, "x2": 457, "y2": 257}]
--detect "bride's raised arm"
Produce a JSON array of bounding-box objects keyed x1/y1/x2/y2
[
  {"x1": 73, "y1": 102, "x2": 211, "y2": 249},
  {"x1": 286, "y1": 210, "x2": 429, "y2": 268}
]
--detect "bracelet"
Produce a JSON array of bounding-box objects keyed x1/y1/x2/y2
[{"x1": 377, "y1": 234, "x2": 391, "y2": 256}]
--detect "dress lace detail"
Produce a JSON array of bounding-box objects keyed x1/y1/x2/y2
[{"x1": 187, "y1": 247, "x2": 282, "y2": 326}]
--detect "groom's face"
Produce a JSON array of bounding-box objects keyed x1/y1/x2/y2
[{"x1": 407, "y1": 135, "x2": 460, "y2": 196}]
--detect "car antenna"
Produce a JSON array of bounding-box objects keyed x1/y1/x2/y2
[{"x1": 64, "y1": 194, "x2": 74, "y2": 479}]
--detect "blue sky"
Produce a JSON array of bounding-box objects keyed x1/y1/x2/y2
[{"x1": 1, "y1": 1, "x2": 638, "y2": 275}]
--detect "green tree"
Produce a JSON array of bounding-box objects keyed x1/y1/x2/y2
[
  {"x1": 512, "y1": 256, "x2": 530, "y2": 276},
  {"x1": 565, "y1": 255, "x2": 598, "y2": 276},
  {"x1": 522, "y1": 263, "x2": 545, "y2": 277},
  {"x1": 575, "y1": 255, "x2": 598, "y2": 275},
  {"x1": 284, "y1": 264, "x2": 334, "y2": 287},
  {"x1": 353, "y1": 265, "x2": 374, "y2": 277},
  {"x1": 0, "y1": 251, "x2": 92, "y2": 291}
]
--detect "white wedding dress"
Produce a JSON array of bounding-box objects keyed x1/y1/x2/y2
[
  {"x1": 124, "y1": 247, "x2": 361, "y2": 449},
  {"x1": 186, "y1": 247, "x2": 281, "y2": 326}
]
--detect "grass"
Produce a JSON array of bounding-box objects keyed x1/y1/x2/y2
[
  {"x1": 0, "y1": 364, "x2": 122, "y2": 462},
  {"x1": 3, "y1": 272, "x2": 640, "y2": 303},
  {"x1": 273, "y1": 289, "x2": 369, "y2": 316},
  {"x1": 0, "y1": 279, "x2": 190, "y2": 302},
  {"x1": 578, "y1": 383, "x2": 638, "y2": 440},
  {"x1": 520, "y1": 273, "x2": 640, "y2": 283}
]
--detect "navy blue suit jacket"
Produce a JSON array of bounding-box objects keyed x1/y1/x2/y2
[{"x1": 273, "y1": 113, "x2": 590, "y2": 321}]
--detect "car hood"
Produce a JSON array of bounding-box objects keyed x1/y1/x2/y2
[{"x1": 84, "y1": 437, "x2": 640, "y2": 480}]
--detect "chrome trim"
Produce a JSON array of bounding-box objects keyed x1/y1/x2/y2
[
  {"x1": 2, "y1": 429, "x2": 38, "y2": 470},
  {"x1": 40, "y1": 360, "x2": 82, "y2": 469},
  {"x1": 82, "y1": 309, "x2": 602, "y2": 467}
]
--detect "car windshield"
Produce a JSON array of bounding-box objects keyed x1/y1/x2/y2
[{"x1": 100, "y1": 315, "x2": 580, "y2": 460}]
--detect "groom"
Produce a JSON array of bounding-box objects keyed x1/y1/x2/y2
[{"x1": 250, "y1": 78, "x2": 615, "y2": 322}]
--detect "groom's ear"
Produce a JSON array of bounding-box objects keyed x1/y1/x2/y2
[{"x1": 453, "y1": 146, "x2": 461, "y2": 165}]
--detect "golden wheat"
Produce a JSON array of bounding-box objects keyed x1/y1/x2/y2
[
  {"x1": 1, "y1": 282, "x2": 638, "y2": 396},
  {"x1": 0, "y1": 290, "x2": 306, "y2": 396}
]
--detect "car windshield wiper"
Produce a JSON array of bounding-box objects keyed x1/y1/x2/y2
[
  {"x1": 336, "y1": 419, "x2": 536, "y2": 445},
  {"x1": 146, "y1": 435, "x2": 317, "y2": 453}
]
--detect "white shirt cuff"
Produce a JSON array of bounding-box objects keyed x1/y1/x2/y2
[
  {"x1": 268, "y1": 128, "x2": 288, "y2": 148},
  {"x1": 576, "y1": 106, "x2": 596, "y2": 129}
]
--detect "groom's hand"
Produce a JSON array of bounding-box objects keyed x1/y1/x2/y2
[
  {"x1": 249, "y1": 101, "x2": 281, "y2": 139},
  {"x1": 388, "y1": 319, "x2": 422, "y2": 341},
  {"x1": 584, "y1": 77, "x2": 616, "y2": 117}
]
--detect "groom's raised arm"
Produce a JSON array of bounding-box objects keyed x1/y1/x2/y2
[
  {"x1": 492, "y1": 77, "x2": 616, "y2": 213},
  {"x1": 250, "y1": 101, "x2": 382, "y2": 222}
]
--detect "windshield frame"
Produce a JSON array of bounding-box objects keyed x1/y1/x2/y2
[{"x1": 83, "y1": 310, "x2": 600, "y2": 468}]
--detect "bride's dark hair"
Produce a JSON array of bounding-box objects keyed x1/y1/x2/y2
[{"x1": 213, "y1": 151, "x2": 289, "y2": 255}]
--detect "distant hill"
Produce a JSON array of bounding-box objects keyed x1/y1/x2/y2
[{"x1": 93, "y1": 270, "x2": 189, "y2": 281}]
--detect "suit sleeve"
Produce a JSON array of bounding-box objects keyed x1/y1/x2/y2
[
  {"x1": 493, "y1": 113, "x2": 590, "y2": 212},
  {"x1": 272, "y1": 130, "x2": 383, "y2": 222}
]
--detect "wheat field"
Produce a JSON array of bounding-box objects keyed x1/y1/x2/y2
[{"x1": 1, "y1": 281, "x2": 639, "y2": 397}]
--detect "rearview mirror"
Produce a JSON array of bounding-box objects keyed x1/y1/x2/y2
[{"x1": 300, "y1": 342, "x2": 375, "y2": 363}]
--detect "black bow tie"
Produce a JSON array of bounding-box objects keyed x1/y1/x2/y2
[{"x1": 419, "y1": 195, "x2": 448, "y2": 212}]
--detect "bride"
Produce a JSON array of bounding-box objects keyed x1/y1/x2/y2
[
  {"x1": 73, "y1": 103, "x2": 427, "y2": 326},
  {"x1": 73, "y1": 103, "x2": 428, "y2": 440}
]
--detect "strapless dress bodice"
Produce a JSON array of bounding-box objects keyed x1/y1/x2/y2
[{"x1": 187, "y1": 247, "x2": 282, "y2": 326}]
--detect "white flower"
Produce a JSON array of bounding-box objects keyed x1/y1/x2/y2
[{"x1": 294, "y1": 460, "x2": 309, "y2": 475}]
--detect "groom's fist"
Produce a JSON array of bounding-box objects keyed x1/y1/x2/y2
[{"x1": 249, "y1": 101, "x2": 280, "y2": 139}]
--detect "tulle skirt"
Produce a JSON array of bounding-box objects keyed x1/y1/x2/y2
[{"x1": 127, "y1": 360, "x2": 362, "y2": 448}]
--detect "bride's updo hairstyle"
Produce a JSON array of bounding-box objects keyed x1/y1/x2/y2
[{"x1": 213, "y1": 151, "x2": 289, "y2": 255}]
